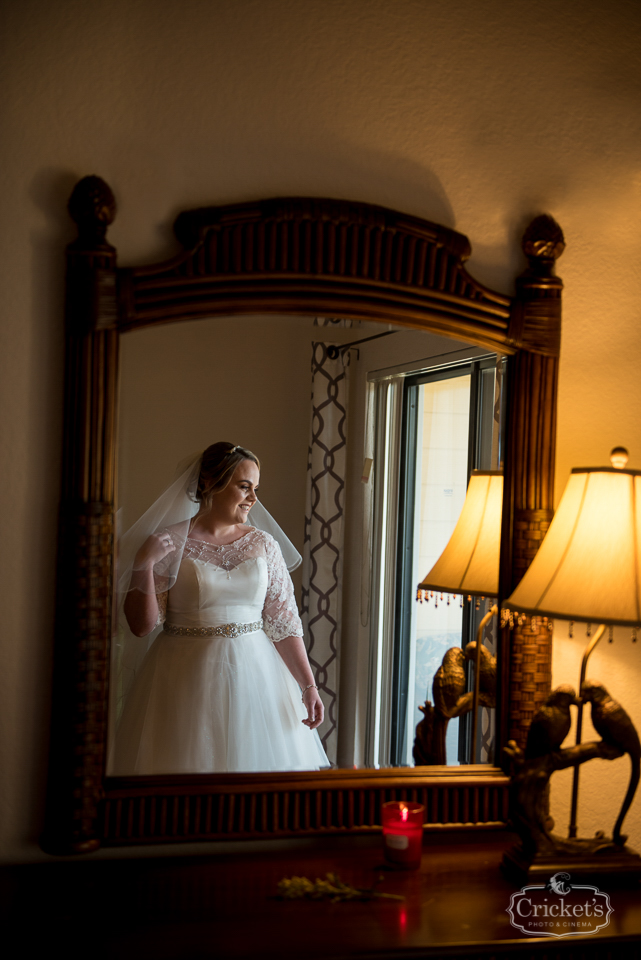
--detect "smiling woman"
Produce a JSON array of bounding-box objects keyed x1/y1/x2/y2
[{"x1": 110, "y1": 442, "x2": 328, "y2": 775}]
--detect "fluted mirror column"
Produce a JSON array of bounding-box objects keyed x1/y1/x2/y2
[
  {"x1": 45, "y1": 177, "x2": 119, "y2": 853},
  {"x1": 501, "y1": 216, "x2": 564, "y2": 752}
]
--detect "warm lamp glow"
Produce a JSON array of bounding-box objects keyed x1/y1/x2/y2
[
  {"x1": 418, "y1": 471, "x2": 503, "y2": 598},
  {"x1": 505, "y1": 467, "x2": 641, "y2": 626}
]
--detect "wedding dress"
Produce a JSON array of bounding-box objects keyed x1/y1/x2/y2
[{"x1": 110, "y1": 527, "x2": 329, "y2": 775}]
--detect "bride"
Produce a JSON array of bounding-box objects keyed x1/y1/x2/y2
[{"x1": 109, "y1": 442, "x2": 329, "y2": 775}]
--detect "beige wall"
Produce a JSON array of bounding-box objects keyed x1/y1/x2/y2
[
  {"x1": 2, "y1": 0, "x2": 641, "y2": 861},
  {"x1": 118, "y1": 316, "x2": 315, "y2": 549}
]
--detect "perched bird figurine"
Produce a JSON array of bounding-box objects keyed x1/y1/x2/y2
[
  {"x1": 464, "y1": 640, "x2": 497, "y2": 705},
  {"x1": 525, "y1": 685, "x2": 578, "y2": 760},
  {"x1": 581, "y1": 679, "x2": 641, "y2": 845},
  {"x1": 432, "y1": 647, "x2": 467, "y2": 719}
]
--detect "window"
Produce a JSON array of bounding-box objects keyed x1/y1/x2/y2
[{"x1": 366, "y1": 354, "x2": 506, "y2": 768}]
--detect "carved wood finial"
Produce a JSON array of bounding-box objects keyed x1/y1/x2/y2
[
  {"x1": 68, "y1": 176, "x2": 116, "y2": 249},
  {"x1": 522, "y1": 215, "x2": 565, "y2": 268}
]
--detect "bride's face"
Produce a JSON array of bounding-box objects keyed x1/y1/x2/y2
[{"x1": 212, "y1": 459, "x2": 260, "y2": 525}]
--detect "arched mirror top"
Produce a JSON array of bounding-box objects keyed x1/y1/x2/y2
[{"x1": 68, "y1": 176, "x2": 563, "y2": 357}]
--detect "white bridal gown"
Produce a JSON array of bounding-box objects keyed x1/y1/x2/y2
[{"x1": 110, "y1": 528, "x2": 329, "y2": 775}]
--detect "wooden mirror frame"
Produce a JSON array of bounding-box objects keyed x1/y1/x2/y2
[{"x1": 44, "y1": 176, "x2": 564, "y2": 854}]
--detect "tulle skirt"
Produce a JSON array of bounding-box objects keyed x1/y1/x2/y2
[{"x1": 110, "y1": 629, "x2": 329, "y2": 775}]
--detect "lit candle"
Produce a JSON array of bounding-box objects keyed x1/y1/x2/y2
[{"x1": 381, "y1": 801, "x2": 424, "y2": 869}]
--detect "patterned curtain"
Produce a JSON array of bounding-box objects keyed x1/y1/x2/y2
[
  {"x1": 301, "y1": 337, "x2": 350, "y2": 764},
  {"x1": 477, "y1": 355, "x2": 505, "y2": 761}
]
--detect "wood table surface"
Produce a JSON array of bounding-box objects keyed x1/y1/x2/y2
[{"x1": 2, "y1": 830, "x2": 640, "y2": 958}]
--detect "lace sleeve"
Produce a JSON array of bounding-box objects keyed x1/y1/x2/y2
[
  {"x1": 262, "y1": 534, "x2": 304, "y2": 642},
  {"x1": 155, "y1": 589, "x2": 168, "y2": 626}
]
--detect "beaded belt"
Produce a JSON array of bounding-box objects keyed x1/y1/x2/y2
[{"x1": 164, "y1": 619, "x2": 263, "y2": 639}]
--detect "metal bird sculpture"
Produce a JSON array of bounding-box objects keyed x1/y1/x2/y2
[
  {"x1": 464, "y1": 640, "x2": 497, "y2": 704},
  {"x1": 581, "y1": 679, "x2": 641, "y2": 845},
  {"x1": 525, "y1": 684, "x2": 578, "y2": 761},
  {"x1": 432, "y1": 647, "x2": 467, "y2": 719}
]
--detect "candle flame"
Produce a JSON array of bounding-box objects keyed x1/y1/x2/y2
[{"x1": 400, "y1": 803, "x2": 408, "y2": 821}]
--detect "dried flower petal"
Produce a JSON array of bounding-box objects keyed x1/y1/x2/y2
[{"x1": 275, "y1": 873, "x2": 404, "y2": 902}]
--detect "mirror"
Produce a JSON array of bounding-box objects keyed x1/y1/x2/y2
[
  {"x1": 114, "y1": 314, "x2": 500, "y2": 773},
  {"x1": 47, "y1": 179, "x2": 563, "y2": 853}
]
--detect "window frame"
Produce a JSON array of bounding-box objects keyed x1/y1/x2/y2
[{"x1": 367, "y1": 353, "x2": 506, "y2": 768}]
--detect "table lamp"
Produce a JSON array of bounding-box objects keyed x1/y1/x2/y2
[
  {"x1": 504, "y1": 447, "x2": 640, "y2": 843},
  {"x1": 417, "y1": 470, "x2": 503, "y2": 762}
]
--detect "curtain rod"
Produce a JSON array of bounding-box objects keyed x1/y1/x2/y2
[{"x1": 326, "y1": 330, "x2": 398, "y2": 359}]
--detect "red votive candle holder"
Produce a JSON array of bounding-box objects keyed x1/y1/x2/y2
[{"x1": 382, "y1": 801, "x2": 424, "y2": 869}]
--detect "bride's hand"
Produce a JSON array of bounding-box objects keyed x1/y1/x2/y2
[
  {"x1": 133, "y1": 532, "x2": 176, "y2": 570},
  {"x1": 302, "y1": 688, "x2": 324, "y2": 729}
]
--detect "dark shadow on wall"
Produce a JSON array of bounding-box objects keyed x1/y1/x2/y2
[{"x1": 24, "y1": 166, "x2": 81, "y2": 849}]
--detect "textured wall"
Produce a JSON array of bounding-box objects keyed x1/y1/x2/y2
[
  {"x1": 1, "y1": 0, "x2": 640, "y2": 861},
  {"x1": 117, "y1": 316, "x2": 314, "y2": 543}
]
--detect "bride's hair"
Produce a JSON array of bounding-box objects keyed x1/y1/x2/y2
[{"x1": 195, "y1": 442, "x2": 260, "y2": 509}]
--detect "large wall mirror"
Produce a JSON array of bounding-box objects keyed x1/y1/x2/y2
[
  {"x1": 115, "y1": 315, "x2": 503, "y2": 775},
  {"x1": 46, "y1": 178, "x2": 564, "y2": 853}
]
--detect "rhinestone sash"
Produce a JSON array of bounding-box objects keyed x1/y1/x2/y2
[{"x1": 164, "y1": 619, "x2": 263, "y2": 639}]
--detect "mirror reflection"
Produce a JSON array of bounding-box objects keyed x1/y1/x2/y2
[
  {"x1": 110, "y1": 444, "x2": 329, "y2": 776},
  {"x1": 109, "y1": 314, "x2": 503, "y2": 774}
]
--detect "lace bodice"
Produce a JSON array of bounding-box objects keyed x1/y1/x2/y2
[{"x1": 155, "y1": 527, "x2": 303, "y2": 642}]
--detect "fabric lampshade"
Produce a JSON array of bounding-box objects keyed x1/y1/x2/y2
[
  {"x1": 505, "y1": 467, "x2": 641, "y2": 626},
  {"x1": 417, "y1": 470, "x2": 503, "y2": 598}
]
